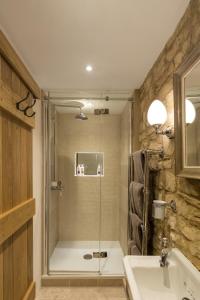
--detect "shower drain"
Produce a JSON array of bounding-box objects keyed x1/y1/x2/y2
[{"x1": 83, "y1": 254, "x2": 92, "y2": 260}]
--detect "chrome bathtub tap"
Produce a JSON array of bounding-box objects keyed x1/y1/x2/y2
[{"x1": 160, "y1": 237, "x2": 169, "y2": 267}]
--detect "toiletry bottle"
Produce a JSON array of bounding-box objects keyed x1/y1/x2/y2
[
  {"x1": 80, "y1": 164, "x2": 85, "y2": 176},
  {"x1": 97, "y1": 164, "x2": 101, "y2": 175},
  {"x1": 77, "y1": 164, "x2": 81, "y2": 175}
]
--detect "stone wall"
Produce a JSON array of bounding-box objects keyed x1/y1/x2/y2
[{"x1": 137, "y1": 0, "x2": 200, "y2": 269}]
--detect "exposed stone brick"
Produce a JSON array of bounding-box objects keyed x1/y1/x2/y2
[{"x1": 137, "y1": 0, "x2": 200, "y2": 269}]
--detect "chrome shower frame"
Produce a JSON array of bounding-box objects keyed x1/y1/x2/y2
[
  {"x1": 42, "y1": 99, "x2": 101, "y2": 277},
  {"x1": 42, "y1": 96, "x2": 134, "y2": 279}
]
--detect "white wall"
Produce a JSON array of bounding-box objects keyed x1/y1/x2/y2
[{"x1": 33, "y1": 101, "x2": 43, "y2": 295}]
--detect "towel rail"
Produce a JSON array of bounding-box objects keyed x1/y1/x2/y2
[{"x1": 128, "y1": 148, "x2": 164, "y2": 255}]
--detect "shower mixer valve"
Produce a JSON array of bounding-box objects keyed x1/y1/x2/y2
[{"x1": 51, "y1": 180, "x2": 64, "y2": 191}]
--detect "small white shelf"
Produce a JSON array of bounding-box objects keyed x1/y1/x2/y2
[
  {"x1": 75, "y1": 174, "x2": 104, "y2": 177},
  {"x1": 75, "y1": 152, "x2": 104, "y2": 177}
]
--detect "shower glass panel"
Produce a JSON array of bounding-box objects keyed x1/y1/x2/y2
[
  {"x1": 98, "y1": 100, "x2": 131, "y2": 275},
  {"x1": 46, "y1": 98, "x2": 131, "y2": 276},
  {"x1": 47, "y1": 101, "x2": 102, "y2": 274}
]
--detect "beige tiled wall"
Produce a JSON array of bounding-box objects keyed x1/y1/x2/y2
[
  {"x1": 119, "y1": 103, "x2": 131, "y2": 254},
  {"x1": 57, "y1": 113, "x2": 121, "y2": 241}
]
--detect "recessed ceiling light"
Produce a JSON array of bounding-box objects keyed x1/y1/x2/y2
[{"x1": 86, "y1": 65, "x2": 93, "y2": 72}]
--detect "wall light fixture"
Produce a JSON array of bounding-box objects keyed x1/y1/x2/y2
[{"x1": 147, "y1": 99, "x2": 174, "y2": 139}]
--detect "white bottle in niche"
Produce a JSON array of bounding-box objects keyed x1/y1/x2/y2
[
  {"x1": 80, "y1": 164, "x2": 85, "y2": 176},
  {"x1": 77, "y1": 164, "x2": 81, "y2": 176},
  {"x1": 97, "y1": 164, "x2": 101, "y2": 175}
]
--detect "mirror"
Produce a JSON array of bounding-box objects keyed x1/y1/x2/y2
[
  {"x1": 174, "y1": 42, "x2": 200, "y2": 178},
  {"x1": 184, "y1": 65, "x2": 200, "y2": 166},
  {"x1": 75, "y1": 152, "x2": 104, "y2": 176}
]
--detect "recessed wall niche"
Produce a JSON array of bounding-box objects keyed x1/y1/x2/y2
[{"x1": 75, "y1": 152, "x2": 104, "y2": 176}]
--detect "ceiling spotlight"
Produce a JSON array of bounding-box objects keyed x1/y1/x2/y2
[{"x1": 86, "y1": 65, "x2": 93, "y2": 72}]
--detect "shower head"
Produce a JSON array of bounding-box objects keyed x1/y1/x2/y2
[
  {"x1": 54, "y1": 101, "x2": 88, "y2": 120},
  {"x1": 75, "y1": 108, "x2": 88, "y2": 120}
]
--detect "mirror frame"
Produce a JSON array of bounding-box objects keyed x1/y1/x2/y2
[{"x1": 174, "y1": 42, "x2": 200, "y2": 179}]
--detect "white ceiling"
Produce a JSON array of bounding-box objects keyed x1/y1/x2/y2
[{"x1": 0, "y1": 0, "x2": 189, "y2": 91}]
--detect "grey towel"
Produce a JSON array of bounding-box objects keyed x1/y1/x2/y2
[
  {"x1": 130, "y1": 213, "x2": 143, "y2": 252},
  {"x1": 133, "y1": 150, "x2": 144, "y2": 184},
  {"x1": 128, "y1": 240, "x2": 141, "y2": 255},
  {"x1": 129, "y1": 181, "x2": 144, "y2": 218}
]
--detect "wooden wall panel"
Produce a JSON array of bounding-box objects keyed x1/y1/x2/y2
[
  {"x1": 3, "y1": 238, "x2": 13, "y2": 300},
  {"x1": 13, "y1": 224, "x2": 28, "y2": 300},
  {"x1": 12, "y1": 120, "x2": 21, "y2": 207},
  {"x1": 0, "y1": 111, "x2": 3, "y2": 300},
  {"x1": 20, "y1": 126, "x2": 28, "y2": 202},
  {"x1": 2, "y1": 113, "x2": 13, "y2": 211},
  {"x1": 2, "y1": 111, "x2": 14, "y2": 300},
  {"x1": 27, "y1": 130, "x2": 33, "y2": 199},
  {"x1": 0, "y1": 51, "x2": 36, "y2": 300},
  {"x1": 0, "y1": 30, "x2": 41, "y2": 99},
  {"x1": 1, "y1": 58, "x2": 12, "y2": 88},
  {"x1": 0, "y1": 56, "x2": 35, "y2": 128},
  {"x1": 0, "y1": 198, "x2": 35, "y2": 245},
  {"x1": 27, "y1": 220, "x2": 33, "y2": 286},
  {"x1": 0, "y1": 245, "x2": 3, "y2": 300},
  {"x1": 22, "y1": 282, "x2": 35, "y2": 300}
]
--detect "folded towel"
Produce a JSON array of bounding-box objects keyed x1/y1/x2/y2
[
  {"x1": 133, "y1": 150, "x2": 144, "y2": 184},
  {"x1": 128, "y1": 240, "x2": 141, "y2": 255},
  {"x1": 130, "y1": 213, "x2": 143, "y2": 252},
  {"x1": 129, "y1": 181, "x2": 144, "y2": 218}
]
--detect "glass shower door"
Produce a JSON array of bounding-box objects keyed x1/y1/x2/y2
[
  {"x1": 99, "y1": 100, "x2": 131, "y2": 275},
  {"x1": 47, "y1": 100, "x2": 102, "y2": 274}
]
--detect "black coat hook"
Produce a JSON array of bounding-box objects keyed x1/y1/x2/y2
[
  {"x1": 24, "y1": 99, "x2": 36, "y2": 117},
  {"x1": 16, "y1": 92, "x2": 30, "y2": 111},
  {"x1": 16, "y1": 92, "x2": 36, "y2": 117}
]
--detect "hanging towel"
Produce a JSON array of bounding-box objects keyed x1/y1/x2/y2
[
  {"x1": 128, "y1": 240, "x2": 141, "y2": 255},
  {"x1": 130, "y1": 213, "x2": 143, "y2": 252},
  {"x1": 129, "y1": 181, "x2": 144, "y2": 218},
  {"x1": 133, "y1": 150, "x2": 144, "y2": 184}
]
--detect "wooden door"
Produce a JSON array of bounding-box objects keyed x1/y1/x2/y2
[{"x1": 0, "y1": 54, "x2": 36, "y2": 300}]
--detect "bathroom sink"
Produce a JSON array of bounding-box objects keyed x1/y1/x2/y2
[{"x1": 123, "y1": 248, "x2": 200, "y2": 300}]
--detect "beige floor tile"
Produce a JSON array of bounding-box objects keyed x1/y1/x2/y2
[
  {"x1": 36, "y1": 286, "x2": 128, "y2": 300},
  {"x1": 96, "y1": 287, "x2": 127, "y2": 298}
]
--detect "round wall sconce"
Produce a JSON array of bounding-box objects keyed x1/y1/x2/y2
[{"x1": 147, "y1": 99, "x2": 174, "y2": 139}]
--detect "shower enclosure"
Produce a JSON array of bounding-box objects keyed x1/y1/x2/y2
[{"x1": 43, "y1": 94, "x2": 133, "y2": 277}]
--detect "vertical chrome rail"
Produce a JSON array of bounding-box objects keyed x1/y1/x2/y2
[{"x1": 142, "y1": 150, "x2": 150, "y2": 255}]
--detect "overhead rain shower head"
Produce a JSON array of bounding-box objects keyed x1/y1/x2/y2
[
  {"x1": 53, "y1": 100, "x2": 88, "y2": 120},
  {"x1": 75, "y1": 108, "x2": 88, "y2": 120}
]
